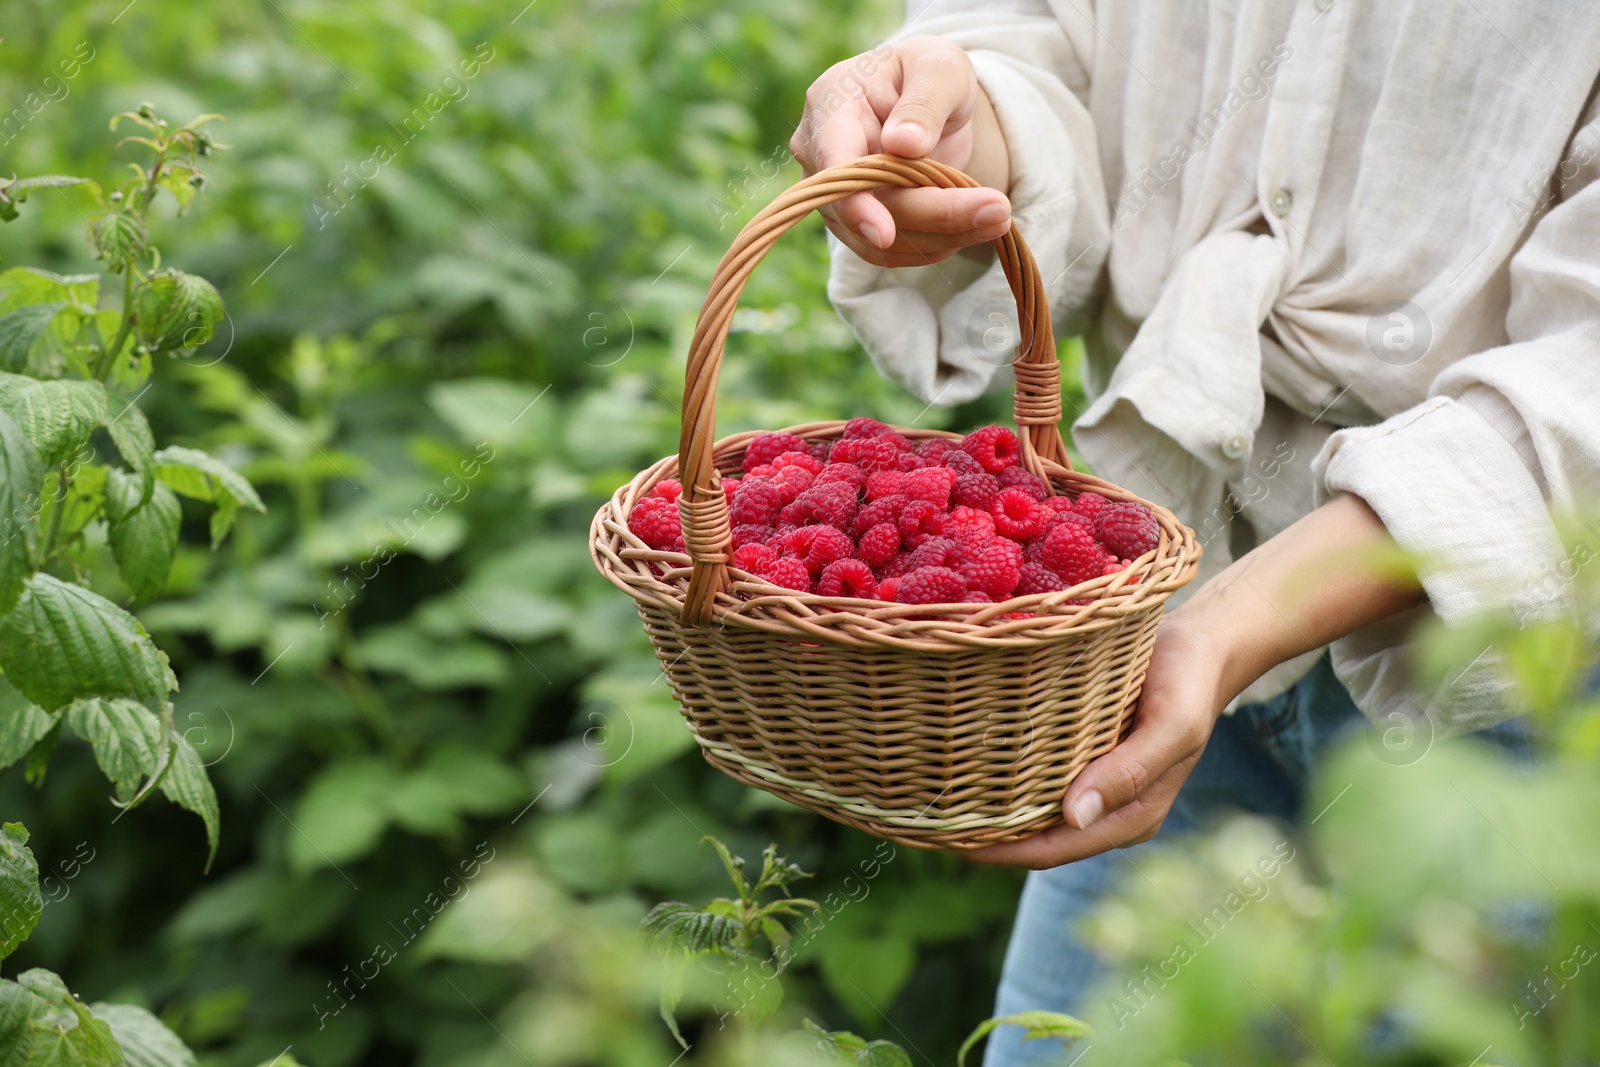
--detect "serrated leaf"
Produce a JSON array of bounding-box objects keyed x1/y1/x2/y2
[
  {"x1": 956, "y1": 1011, "x2": 1091, "y2": 1067},
  {"x1": 0, "y1": 268, "x2": 98, "y2": 316},
  {"x1": 92, "y1": 1003, "x2": 196, "y2": 1067},
  {"x1": 0, "y1": 304, "x2": 66, "y2": 373},
  {"x1": 88, "y1": 213, "x2": 146, "y2": 272},
  {"x1": 160, "y1": 735, "x2": 219, "y2": 872},
  {"x1": 105, "y1": 471, "x2": 179, "y2": 599},
  {"x1": 0, "y1": 678, "x2": 55, "y2": 772},
  {"x1": 0, "y1": 573, "x2": 178, "y2": 712},
  {"x1": 0, "y1": 823, "x2": 42, "y2": 962},
  {"x1": 14, "y1": 969, "x2": 123, "y2": 1065},
  {"x1": 133, "y1": 269, "x2": 222, "y2": 353},
  {"x1": 0, "y1": 409, "x2": 42, "y2": 614},
  {"x1": 65, "y1": 697, "x2": 162, "y2": 802},
  {"x1": 0, "y1": 175, "x2": 98, "y2": 200},
  {"x1": 0, "y1": 373, "x2": 107, "y2": 468},
  {"x1": 102, "y1": 400, "x2": 155, "y2": 502},
  {"x1": 152, "y1": 445, "x2": 264, "y2": 510},
  {"x1": 640, "y1": 902, "x2": 741, "y2": 957}
]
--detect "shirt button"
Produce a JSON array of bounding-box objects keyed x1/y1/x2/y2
[
  {"x1": 1268, "y1": 188, "x2": 1294, "y2": 217},
  {"x1": 1222, "y1": 434, "x2": 1250, "y2": 460}
]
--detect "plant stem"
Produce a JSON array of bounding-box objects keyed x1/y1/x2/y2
[
  {"x1": 39, "y1": 461, "x2": 71, "y2": 562},
  {"x1": 95, "y1": 267, "x2": 136, "y2": 381}
]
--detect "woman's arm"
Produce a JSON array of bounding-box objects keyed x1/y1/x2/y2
[{"x1": 970, "y1": 492, "x2": 1422, "y2": 869}]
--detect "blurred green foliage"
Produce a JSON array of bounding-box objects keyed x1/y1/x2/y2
[{"x1": 0, "y1": 1, "x2": 1028, "y2": 1065}]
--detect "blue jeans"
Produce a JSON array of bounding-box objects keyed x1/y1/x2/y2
[{"x1": 981, "y1": 656, "x2": 1528, "y2": 1067}]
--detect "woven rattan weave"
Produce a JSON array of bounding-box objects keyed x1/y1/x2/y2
[{"x1": 591, "y1": 155, "x2": 1201, "y2": 849}]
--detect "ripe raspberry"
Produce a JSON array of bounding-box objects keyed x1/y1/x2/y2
[
  {"x1": 1094, "y1": 501, "x2": 1160, "y2": 560},
  {"x1": 807, "y1": 440, "x2": 832, "y2": 464},
  {"x1": 780, "y1": 482, "x2": 858, "y2": 529},
  {"x1": 896, "y1": 500, "x2": 946, "y2": 549},
  {"x1": 1015, "y1": 562, "x2": 1068, "y2": 595},
  {"x1": 907, "y1": 537, "x2": 962, "y2": 572},
  {"x1": 896, "y1": 566, "x2": 967, "y2": 605},
  {"x1": 731, "y1": 523, "x2": 774, "y2": 549},
  {"x1": 729, "y1": 477, "x2": 783, "y2": 526},
  {"x1": 852, "y1": 493, "x2": 907, "y2": 537},
  {"x1": 953, "y1": 473, "x2": 1001, "y2": 511},
  {"x1": 1073, "y1": 491, "x2": 1110, "y2": 518},
  {"x1": 762, "y1": 556, "x2": 812, "y2": 592},
  {"x1": 960, "y1": 538, "x2": 1023, "y2": 598},
  {"x1": 879, "y1": 551, "x2": 916, "y2": 578},
  {"x1": 997, "y1": 466, "x2": 1049, "y2": 501},
  {"x1": 1038, "y1": 522, "x2": 1104, "y2": 586},
  {"x1": 817, "y1": 558, "x2": 877, "y2": 599},
  {"x1": 962, "y1": 425, "x2": 1020, "y2": 472},
  {"x1": 991, "y1": 488, "x2": 1046, "y2": 541},
  {"x1": 815, "y1": 462, "x2": 869, "y2": 491},
  {"x1": 746, "y1": 463, "x2": 777, "y2": 478},
  {"x1": 903, "y1": 467, "x2": 957, "y2": 509},
  {"x1": 857, "y1": 522, "x2": 902, "y2": 567},
  {"x1": 628, "y1": 497, "x2": 682, "y2": 551},
  {"x1": 894, "y1": 451, "x2": 928, "y2": 472},
  {"x1": 650, "y1": 479, "x2": 683, "y2": 503},
  {"x1": 916, "y1": 438, "x2": 960, "y2": 460},
  {"x1": 743, "y1": 432, "x2": 810, "y2": 473},
  {"x1": 778, "y1": 524, "x2": 855, "y2": 575},
  {"x1": 771, "y1": 465, "x2": 815, "y2": 505},
  {"x1": 721, "y1": 477, "x2": 741, "y2": 504},
  {"x1": 732, "y1": 543, "x2": 778, "y2": 573},
  {"x1": 842, "y1": 417, "x2": 889, "y2": 440},
  {"x1": 865, "y1": 470, "x2": 906, "y2": 501},
  {"x1": 876, "y1": 577, "x2": 900, "y2": 602},
  {"x1": 830, "y1": 436, "x2": 899, "y2": 473},
  {"x1": 1024, "y1": 537, "x2": 1049, "y2": 566},
  {"x1": 877, "y1": 430, "x2": 913, "y2": 452},
  {"x1": 944, "y1": 505, "x2": 998, "y2": 546},
  {"x1": 941, "y1": 448, "x2": 984, "y2": 476},
  {"x1": 963, "y1": 591, "x2": 995, "y2": 603},
  {"x1": 1102, "y1": 558, "x2": 1130, "y2": 576},
  {"x1": 773, "y1": 450, "x2": 824, "y2": 476}
]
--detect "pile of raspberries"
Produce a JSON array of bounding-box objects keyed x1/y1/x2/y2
[{"x1": 627, "y1": 420, "x2": 1159, "y2": 606}]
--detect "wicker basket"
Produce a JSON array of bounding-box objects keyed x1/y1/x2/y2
[{"x1": 591, "y1": 155, "x2": 1201, "y2": 850}]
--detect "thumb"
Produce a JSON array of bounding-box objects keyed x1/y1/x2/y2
[
  {"x1": 1061, "y1": 703, "x2": 1209, "y2": 830},
  {"x1": 881, "y1": 38, "x2": 977, "y2": 158}
]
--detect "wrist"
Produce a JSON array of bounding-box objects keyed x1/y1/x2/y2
[{"x1": 966, "y1": 84, "x2": 1011, "y2": 194}]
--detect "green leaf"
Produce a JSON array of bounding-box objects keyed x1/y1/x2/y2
[
  {"x1": 956, "y1": 1012, "x2": 1092, "y2": 1067},
  {"x1": 13, "y1": 969, "x2": 123, "y2": 1065},
  {"x1": 0, "y1": 573, "x2": 178, "y2": 712},
  {"x1": 414, "y1": 860, "x2": 566, "y2": 963},
  {"x1": 641, "y1": 902, "x2": 741, "y2": 957},
  {"x1": 102, "y1": 401, "x2": 155, "y2": 498},
  {"x1": 288, "y1": 757, "x2": 399, "y2": 872},
  {"x1": 0, "y1": 268, "x2": 98, "y2": 316},
  {"x1": 160, "y1": 734, "x2": 220, "y2": 871},
  {"x1": 0, "y1": 823, "x2": 43, "y2": 962},
  {"x1": 104, "y1": 471, "x2": 180, "y2": 599},
  {"x1": 23, "y1": 721, "x2": 59, "y2": 787},
  {"x1": 88, "y1": 213, "x2": 147, "y2": 272},
  {"x1": 91, "y1": 1003, "x2": 196, "y2": 1067},
  {"x1": 132, "y1": 269, "x2": 223, "y2": 353},
  {"x1": 0, "y1": 175, "x2": 99, "y2": 201},
  {"x1": 65, "y1": 697, "x2": 163, "y2": 802},
  {"x1": 0, "y1": 373, "x2": 108, "y2": 468},
  {"x1": 0, "y1": 304, "x2": 66, "y2": 373},
  {"x1": 0, "y1": 678, "x2": 56, "y2": 772},
  {"x1": 151, "y1": 446, "x2": 264, "y2": 548},
  {"x1": 0, "y1": 409, "x2": 42, "y2": 615},
  {"x1": 817, "y1": 932, "x2": 916, "y2": 1026}
]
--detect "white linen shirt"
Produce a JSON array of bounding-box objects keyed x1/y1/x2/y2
[{"x1": 827, "y1": 0, "x2": 1600, "y2": 731}]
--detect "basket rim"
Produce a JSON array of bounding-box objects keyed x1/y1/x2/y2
[{"x1": 591, "y1": 420, "x2": 1202, "y2": 652}]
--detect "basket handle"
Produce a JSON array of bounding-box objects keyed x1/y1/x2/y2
[{"x1": 679, "y1": 154, "x2": 1068, "y2": 622}]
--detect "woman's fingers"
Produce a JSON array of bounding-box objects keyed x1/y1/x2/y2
[{"x1": 879, "y1": 37, "x2": 980, "y2": 159}]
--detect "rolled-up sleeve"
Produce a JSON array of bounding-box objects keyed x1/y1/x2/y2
[
  {"x1": 1314, "y1": 127, "x2": 1600, "y2": 731},
  {"x1": 827, "y1": 0, "x2": 1109, "y2": 404}
]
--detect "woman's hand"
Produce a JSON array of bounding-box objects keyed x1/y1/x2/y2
[
  {"x1": 789, "y1": 36, "x2": 1013, "y2": 268},
  {"x1": 969, "y1": 494, "x2": 1423, "y2": 870}
]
